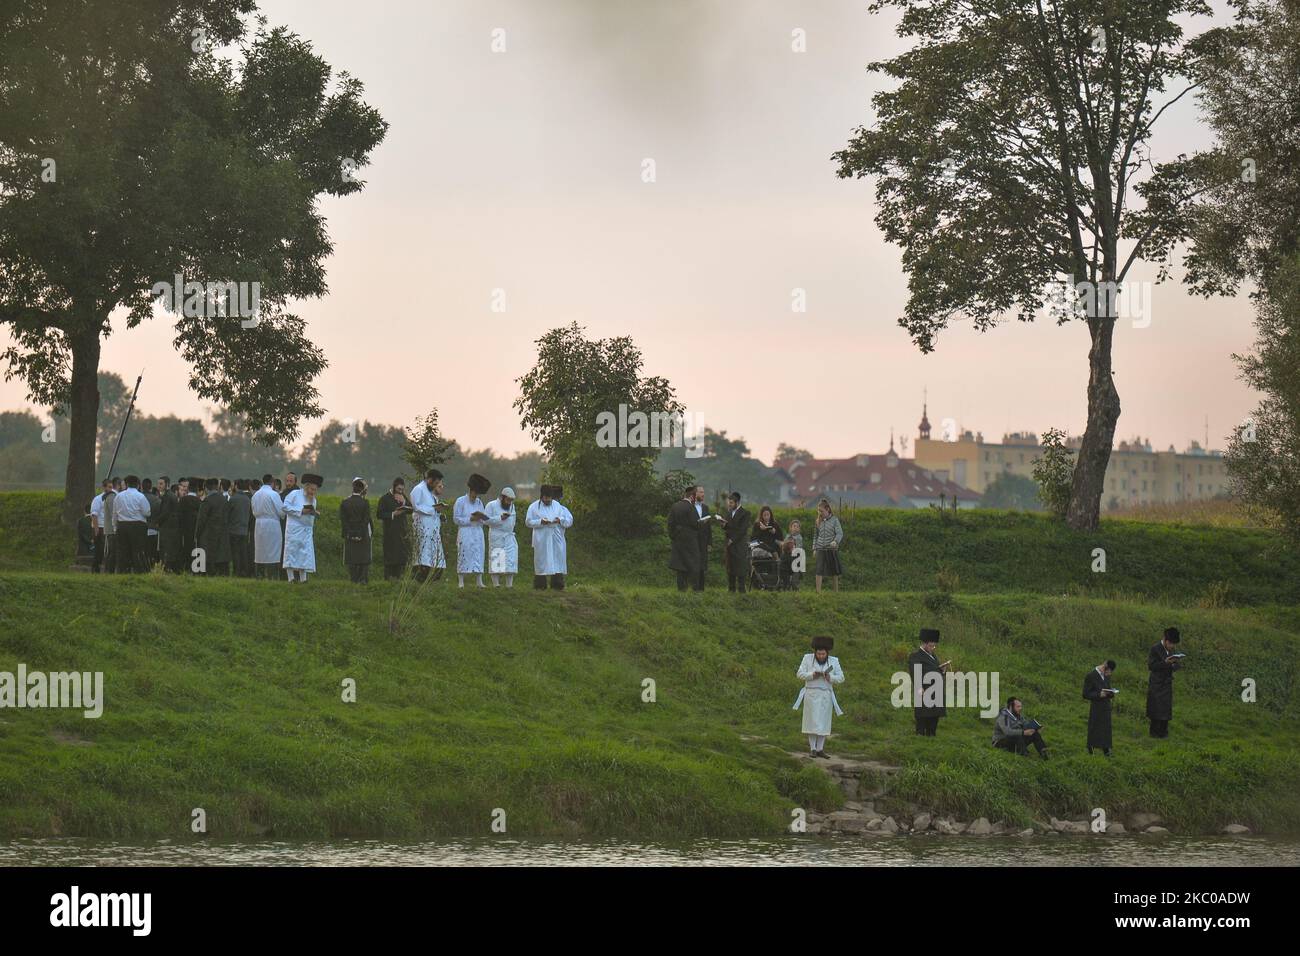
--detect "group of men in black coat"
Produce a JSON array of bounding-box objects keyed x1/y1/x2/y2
[
  {"x1": 901, "y1": 626, "x2": 1188, "y2": 756},
  {"x1": 1084, "y1": 627, "x2": 1186, "y2": 756},
  {"x1": 666, "y1": 488, "x2": 753, "y2": 592}
]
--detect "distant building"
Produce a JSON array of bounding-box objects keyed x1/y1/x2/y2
[
  {"x1": 773, "y1": 437, "x2": 981, "y2": 510},
  {"x1": 911, "y1": 401, "x2": 1230, "y2": 510}
]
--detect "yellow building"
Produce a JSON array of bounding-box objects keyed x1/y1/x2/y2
[{"x1": 911, "y1": 404, "x2": 1230, "y2": 510}]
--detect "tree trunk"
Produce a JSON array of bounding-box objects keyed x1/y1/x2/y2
[
  {"x1": 1067, "y1": 316, "x2": 1121, "y2": 530},
  {"x1": 61, "y1": 329, "x2": 102, "y2": 526}
]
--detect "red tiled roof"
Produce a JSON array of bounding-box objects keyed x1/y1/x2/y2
[{"x1": 777, "y1": 452, "x2": 979, "y2": 503}]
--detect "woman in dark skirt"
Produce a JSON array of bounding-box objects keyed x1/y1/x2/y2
[{"x1": 813, "y1": 498, "x2": 843, "y2": 591}]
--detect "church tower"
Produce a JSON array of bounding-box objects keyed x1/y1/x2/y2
[{"x1": 918, "y1": 389, "x2": 932, "y2": 441}]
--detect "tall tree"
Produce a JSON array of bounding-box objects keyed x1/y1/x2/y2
[
  {"x1": 1181, "y1": 0, "x2": 1300, "y2": 541},
  {"x1": 834, "y1": 0, "x2": 1211, "y2": 529},
  {"x1": 0, "y1": 2, "x2": 387, "y2": 523},
  {"x1": 515, "y1": 322, "x2": 682, "y2": 532}
]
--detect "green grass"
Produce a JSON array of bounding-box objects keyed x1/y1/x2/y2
[{"x1": 0, "y1": 491, "x2": 1297, "y2": 839}]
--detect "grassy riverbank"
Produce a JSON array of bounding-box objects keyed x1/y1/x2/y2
[{"x1": 0, "y1": 567, "x2": 1297, "y2": 839}]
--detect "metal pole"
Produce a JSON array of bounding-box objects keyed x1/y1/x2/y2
[{"x1": 103, "y1": 372, "x2": 143, "y2": 481}]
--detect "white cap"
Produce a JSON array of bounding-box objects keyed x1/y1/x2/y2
[{"x1": 501, "y1": 487, "x2": 516, "y2": 499}]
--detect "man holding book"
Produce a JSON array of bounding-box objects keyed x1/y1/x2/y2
[
  {"x1": 991, "y1": 696, "x2": 1049, "y2": 759},
  {"x1": 1083, "y1": 660, "x2": 1117, "y2": 756},
  {"x1": 1146, "y1": 627, "x2": 1185, "y2": 739}
]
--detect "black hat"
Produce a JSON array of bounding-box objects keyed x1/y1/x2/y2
[
  {"x1": 540, "y1": 484, "x2": 562, "y2": 499},
  {"x1": 425, "y1": 468, "x2": 443, "y2": 481},
  {"x1": 468, "y1": 473, "x2": 491, "y2": 495},
  {"x1": 810, "y1": 636, "x2": 834, "y2": 651},
  {"x1": 919, "y1": 628, "x2": 940, "y2": 643},
  {"x1": 1163, "y1": 627, "x2": 1181, "y2": 643},
  {"x1": 301, "y1": 473, "x2": 324, "y2": 487}
]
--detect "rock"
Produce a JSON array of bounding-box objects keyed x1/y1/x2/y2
[
  {"x1": 967, "y1": 817, "x2": 993, "y2": 835},
  {"x1": 826, "y1": 811, "x2": 870, "y2": 832},
  {"x1": 1017, "y1": 828, "x2": 1035, "y2": 838},
  {"x1": 1144, "y1": 826, "x2": 1170, "y2": 834},
  {"x1": 1052, "y1": 817, "x2": 1088, "y2": 834},
  {"x1": 880, "y1": 816, "x2": 900, "y2": 834},
  {"x1": 807, "y1": 812, "x2": 826, "y2": 824},
  {"x1": 912, "y1": 812, "x2": 932, "y2": 832},
  {"x1": 933, "y1": 818, "x2": 958, "y2": 835},
  {"x1": 843, "y1": 801, "x2": 865, "y2": 812},
  {"x1": 1222, "y1": 824, "x2": 1251, "y2": 835},
  {"x1": 1105, "y1": 822, "x2": 1127, "y2": 835},
  {"x1": 1130, "y1": 812, "x2": 1164, "y2": 830},
  {"x1": 805, "y1": 823, "x2": 824, "y2": 835},
  {"x1": 989, "y1": 822, "x2": 1007, "y2": 835},
  {"x1": 865, "y1": 817, "x2": 882, "y2": 831}
]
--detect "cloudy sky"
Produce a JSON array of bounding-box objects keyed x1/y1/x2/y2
[{"x1": 1, "y1": 0, "x2": 1256, "y2": 460}]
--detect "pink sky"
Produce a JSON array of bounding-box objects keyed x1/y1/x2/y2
[{"x1": 0, "y1": 0, "x2": 1256, "y2": 461}]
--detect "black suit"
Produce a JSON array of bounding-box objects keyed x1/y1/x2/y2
[
  {"x1": 178, "y1": 494, "x2": 201, "y2": 573},
  {"x1": 156, "y1": 491, "x2": 182, "y2": 572},
  {"x1": 723, "y1": 505, "x2": 751, "y2": 592},
  {"x1": 340, "y1": 494, "x2": 373, "y2": 584},
  {"x1": 1083, "y1": 668, "x2": 1114, "y2": 753},
  {"x1": 667, "y1": 498, "x2": 702, "y2": 591},
  {"x1": 907, "y1": 647, "x2": 946, "y2": 736},
  {"x1": 1146, "y1": 642, "x2": 1181, "y2": 738},
  {"x1": 694, "y1": 501, "x2": 712, "y2": 590}
]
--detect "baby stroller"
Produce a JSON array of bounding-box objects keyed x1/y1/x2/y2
[{"x1": 748, "y1": 542, "x2": 783, "y2": 591}]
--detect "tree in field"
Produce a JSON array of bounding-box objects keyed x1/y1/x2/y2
[
  {"x1": 980, "y1": 471, "x2": 1044, "y2": 511},
  {"x1": 775, "y1": 442, "x2": 813, "y2": 463},
  {"x1": 401, "y1": 410, "x2": 455, "y2": 479},
  {"x1": 834, "y1": 0, "x2": 1212, "y2": 530},
  {"x1": 0, "y1": 2, "x2": 387, "y2": 524},
  {"x1": 1176, "y1": 0, "x2": 1300, "y2": 542},
  {"x1": 515, "y1": 322, "x2": 682, "y2": 532}
]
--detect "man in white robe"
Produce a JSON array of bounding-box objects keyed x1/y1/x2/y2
[
  {"x1": 525, "y1": 484, "x2": 573, "y2": 590},
  {"x1": 409, "y1": 468, "x2": 447, "y2": 582},
  {"x1": 453, "y1": 473, "x2": 491, "y2": 588},
  {"x1": 251, "y1": 473, "x2": 285, "y2": 579},
  {"x1": 282, "y1": 473, "x2": 322, "y2": 582},
  {"x1": 794, "y1": 636, "x2": 845, "y2": 757},
  {"x1": 485, "y1": 487, "x2": 518, "y2": 587}
]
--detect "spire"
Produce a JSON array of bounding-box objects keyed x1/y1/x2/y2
[{"x1": 918, "y1": 388, "x2": 932, "y2": 440}]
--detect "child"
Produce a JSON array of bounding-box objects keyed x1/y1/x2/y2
[{"x1": 781, "y1": 519, "x2": 804, "y2": 590}]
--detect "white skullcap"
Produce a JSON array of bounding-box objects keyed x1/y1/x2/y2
[{"x1": 501, "y1": 487, "x2": 516, "y2": 498}]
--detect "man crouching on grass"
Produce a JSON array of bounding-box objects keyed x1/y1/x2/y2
[
  {"x1": 992, "y1": 696, "x2": 1049, "y2": 759},
  {"x1": 794, "y1": 636, "x2": 844, "y2": 758}
]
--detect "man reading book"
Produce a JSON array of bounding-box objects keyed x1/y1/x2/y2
[{"x1": 991, "y1": 696, "x2": 1049, "y2": 759}]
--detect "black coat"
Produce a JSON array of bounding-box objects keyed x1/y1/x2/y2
[
  {"x1": 695, "y1": 502, "x2": 713, "y2": 556},
  {"x1": 722, "y1": 506, "x2": 751, "y2": 564},
  {"x1": 340, "y1": 494, "x2": 373, "y2": 566},
  {"x1": 907, "y1": 647, "x2": 947, "y2": 719},
  {"x1": 377, "y1": 492, "x2": 413, "y2": 566},
  {"x1": 179, "y1": 494, "x2": 201, "y2": 561},
  {"x1": 752, "y1": 520, "x2": 784, "y2": 555},
  {"x1": 157, "y1": 491, "x2": 182, "y2": 562},
  {"x1": 667, "y1": 498, "x2": 701, "y2": 574},
  {"x1": 195, "y1": 494, "x2": 231, "y2": 563},
  {"x1": 227, "y1": 490, "x2": 252, "y2": 538},
  {"x1": 1083, "y1": 668, "x2": 1114, "y2": 749},
  {"x1": 1146, "y1": 642, "x2": 1181, "y2": 720}
]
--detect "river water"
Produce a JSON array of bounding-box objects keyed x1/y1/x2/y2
[{"x1": 2, "y1": 835, "x2": 1296, "y2": 866}]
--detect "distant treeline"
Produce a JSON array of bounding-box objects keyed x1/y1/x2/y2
[{"x1": 0, "y1": 372, "x2": 545, "y2": 499}]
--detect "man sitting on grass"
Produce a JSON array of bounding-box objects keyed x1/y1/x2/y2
[{"x1": 991, "y1": 696, "x2": 1049, "y2": 760}]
